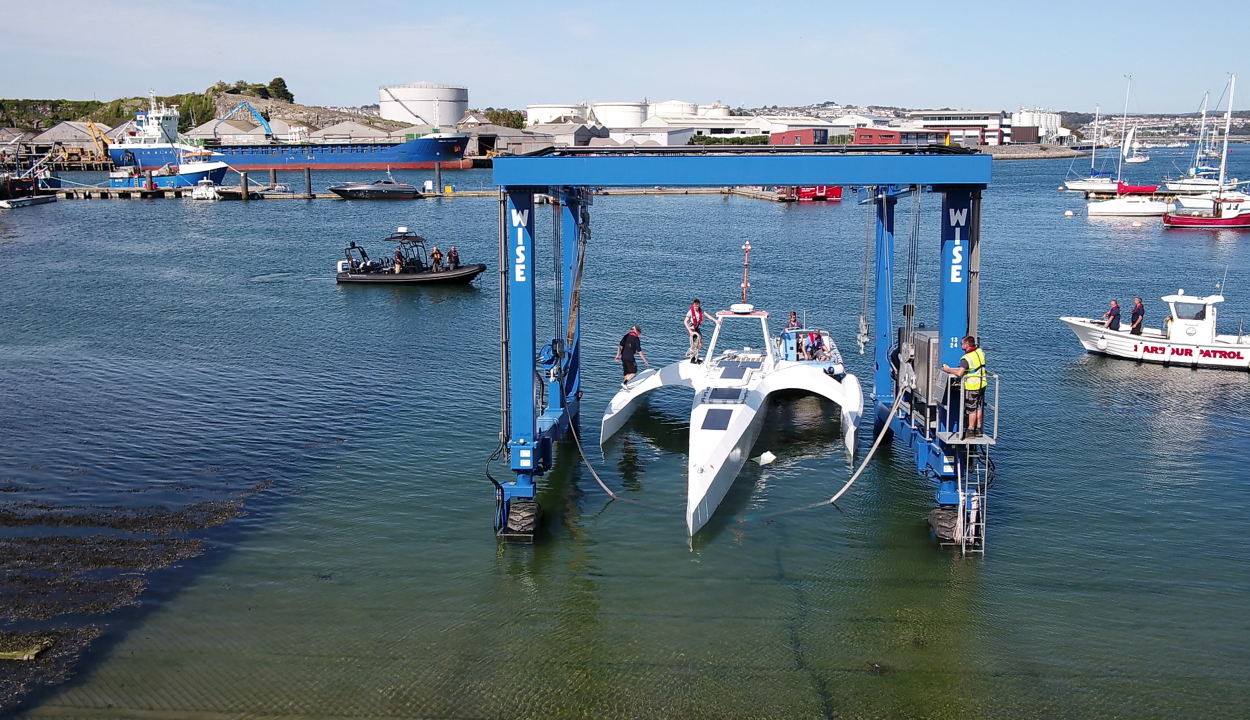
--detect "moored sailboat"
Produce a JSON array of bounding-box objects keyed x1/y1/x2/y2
[{"x1": 1164, "y1": 75, "x2": 1250, "y2": 228}]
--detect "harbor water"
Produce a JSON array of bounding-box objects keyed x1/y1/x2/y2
[{"x1": 2, "y1": 155, "x2": 1249, "y2": 718}]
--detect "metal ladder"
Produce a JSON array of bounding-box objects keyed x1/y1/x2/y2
[{"x1": 953, "y1": 444, "x2": 990, "y2": 554}]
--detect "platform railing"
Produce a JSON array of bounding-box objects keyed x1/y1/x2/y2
[{"x1": 939, "y1": 373, "x2": 999, "y2": 444}]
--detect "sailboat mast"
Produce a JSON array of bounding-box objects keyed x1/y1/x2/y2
[
  {"x1": 1217, "y1": 75, "x2": 1235, "y2": 195},
  {"x1": 1091, "y1": 104, "x2": 1100, "y2": 171},
  {"x1": 1194, "y1": 92, "x2": 1209, "y2": 172},
  {"x1": 1117, "y1": 76, "x2": 1131, "y2": 183}
]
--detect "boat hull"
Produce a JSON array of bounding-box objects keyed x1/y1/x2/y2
[
  {"x1": 1064, "y1": 179, "x2": 1117, "y2": 193},
  {"x1": 1162, "y1": 212, "x2": 1250, "y2": 228},
  {"x1": 336, "y1": 264, "x2": 486, "y2": 284},
  {"x1": 1059, "y1": 317, "x2": 1250, "y2": 370},
  {"x1": 109, "y1": 135, "x2": 468, "y2": 171},
  {"x1": 328, "y1": 187, "x2": 418, "y2": 200},
  {"x1": 108, "y1": 163, "x2": 229, "y2": 188},
  {"x1": 1086, "y1": 197, "x2": 1171, "y2": 216}
]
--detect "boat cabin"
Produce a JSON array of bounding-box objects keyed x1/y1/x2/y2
[{"x1": 1162, "y1": 290, "x2": 1221, "y2": 344}]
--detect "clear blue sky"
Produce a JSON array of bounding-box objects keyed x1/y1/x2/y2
[{"x1": 2, "y1": 0, "x2": 1245, "y2": 114}]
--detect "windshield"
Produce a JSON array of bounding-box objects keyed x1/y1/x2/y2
[
  {"x1": 708, "y1": 317, "x2": 769, "y2": 358},
  {"x1": 1173, "y1": 302, "x2": 1207, "y2": 320}
]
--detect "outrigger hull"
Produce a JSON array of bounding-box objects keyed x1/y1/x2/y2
[
  {"x1": 1060, "y1": 317, "x2": 1250, "y2": 370},
  {"x1": 601, "y1": 358, "x2": 863, "y2": 535},
  {"x1": 336, "y1": 263, "x2": 486, "y2": 284}
]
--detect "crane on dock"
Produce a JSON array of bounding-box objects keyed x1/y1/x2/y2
[
  {"x1": 214, "y1": 101, "x2": 273, "y2": 139},
  {"x1": 487, "y1": 146, "x2": 997, "y2": 552}
]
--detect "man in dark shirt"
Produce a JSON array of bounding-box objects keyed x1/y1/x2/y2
[
  {"x1": 613, "y1": 325, "x2": 649, "y2": 388},
  {"x1": 1102, "y1": 300, "x2": 1121, "y2": 331},
  {"x1": 1129, "y1": 297, "x2": 1145, "y2": 335}
]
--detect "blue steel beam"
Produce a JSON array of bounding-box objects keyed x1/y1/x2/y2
[
  {"x1": 495, "y1": 153, "x2": 991, "y2": 189},
  {"x1": 872, "y1": 188, "x2": 897, "y2": 427},
  {"x1": 504, "y1": 191, "x2": 545, "y2": 499}
]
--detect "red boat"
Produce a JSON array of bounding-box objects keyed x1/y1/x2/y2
[
  {"x1": 793, "y1": 185, "x2": 843, "y2": 201},
  {"x1": 1117, "y1": 181, "x2": 1158, "y2": 194},
  {"x1": 1162, "y1": 211, "x2": 1250, "y2": 228}
]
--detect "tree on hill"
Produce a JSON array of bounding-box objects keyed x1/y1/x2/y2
[
  {"x1": 267, "y1": 78, "x2": 295, "y2": 104},
  {"x1": 470, "y1": 108, "x2": 525, "y2": 129}
]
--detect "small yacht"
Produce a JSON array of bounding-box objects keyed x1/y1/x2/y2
[
  {"x1": 1060, "y1": 290, "x2": 1250, "y2": 370},
  {"x1": 328, "y1": 170, "x2": 418, "y2": 200},
  {"x1": 600, "y1": 304, "x2": 863, "y2": 535}
]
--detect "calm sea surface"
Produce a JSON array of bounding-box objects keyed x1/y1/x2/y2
[{"x1": 2, "y1": 154, "x2": 1249, "y2": 719}]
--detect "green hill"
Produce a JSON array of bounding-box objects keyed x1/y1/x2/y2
[{"x1": 0, "y1": 78, "x2": 294, "y2": 132}]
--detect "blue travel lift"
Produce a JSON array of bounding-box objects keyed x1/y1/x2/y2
[{"x1": 490, "y1": 146, "x2": 996, "y2": 552}]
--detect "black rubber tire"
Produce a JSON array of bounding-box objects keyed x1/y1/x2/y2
[
  {"x1": 506, "y1": 500, "x2": 540, "y2": 534},
  {"x1": 927, "y1": 507, "x2": 958, "y2": 541}
]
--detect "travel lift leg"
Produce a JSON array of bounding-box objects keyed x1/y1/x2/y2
[
  {"x1": 495, "y1": 187, "x2": 587, "y2": 541},
  {"x1": 873, "y1": 185, "x2": 990, "y2": 553}
]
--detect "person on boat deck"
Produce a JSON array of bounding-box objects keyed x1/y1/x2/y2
[
  {"x1": 430, "y1": 246, "x2": 443, "y2": 272},
  {"x1": 803, "y1": 331, "x2": 825, "y2": 361},
  {"x1": 447, "y1": 245, "x2": 460, "y2": 270},
  {"x1": 785, "y1": 311, "x2": 801, "y2": 331},
  {"x1": 684, "y1": 299, "x2": 719, "y2": 364},
  {"x1": 393, "y1": 246, "x2": 403, "y2": 274},
  {"x1": 1130, "y1": 297, "x2": 1145, "y2": 336},
  {"x1": 941, "y1": 335, "x2": 987, "y2": 437},
  {"x1": 1102, "y1": 300, "x2": 1121, "y2": 331},
  {"x1": 614, "y1": 325, "x2": 649, "y2": 388}
]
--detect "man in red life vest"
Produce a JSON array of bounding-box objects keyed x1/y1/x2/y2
[{"x1": 684, "y1": 299, "x2": 720, "y2": 364}]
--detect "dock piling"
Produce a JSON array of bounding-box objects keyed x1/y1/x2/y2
[
  {"x1": 269, "y1": 169, "x2": 277, "y2": 189},
  {"x1": 434, "y1": 162, "x2": 442, "y2": 195},
  {"x1": 240, "y1": 172, "x2": 249, "y2": 202},
  {"x1": 304, "y1": 168, "x2": 313, "y2": 199}
]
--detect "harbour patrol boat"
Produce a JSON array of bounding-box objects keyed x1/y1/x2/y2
[
  {"x1": 1060, "y1": 290, "x2": 1250, "y2": 370},
  {"x1": 600, "y1": 303, "x2": 863, "y2": 535}
]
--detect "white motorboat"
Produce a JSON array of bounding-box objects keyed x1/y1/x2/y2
[
  {"x1": 190, "y1": 178, "x2": 219, "y2": 200},
  {"x1": 1060, "y1": 290, "x2": 1250, "y2": 370},
  {"x1": 600, "y1": 304, "x2": 863, "y2": 535},
  {"x1": 1086, "y1": 195, "x2": 1171, "y2": 216}
]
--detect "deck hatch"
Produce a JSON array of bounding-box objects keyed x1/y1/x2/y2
[
  {"x1": 735, "y1": 360, "x2": 763, "y2": 369},
  {"x1": 701, "y1": 408, "x2": 734, "y2": 430},
  {"x1": 703, "y1": 387, "x2": 748, "y2": 404},
  {"x1": 719, "y1": 366, "x2": 748, "y2": 380}
]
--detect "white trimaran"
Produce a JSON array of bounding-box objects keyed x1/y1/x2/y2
[{"x1": 600, "y1": 243, "x2": 864, "y2": 535}]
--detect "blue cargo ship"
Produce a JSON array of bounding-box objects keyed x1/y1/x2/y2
[{"x1": 109, "y1": 94, "x2": 468, "y2": 171}]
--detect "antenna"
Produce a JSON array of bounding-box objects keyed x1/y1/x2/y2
[
  {"x1": 740, "y1": 241, "x2": 751, "y2": 304},
  {"x1": 1217, "y1": 264, "x2": 1229, "y2": 296}
]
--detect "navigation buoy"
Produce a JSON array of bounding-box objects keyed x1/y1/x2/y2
[
  {"x1": 1064, "y1": 210, "x2": 1074, "y2": 217},
  {"x1": 1057, "y1": 187, "x2": 1065, "y2": 191}
]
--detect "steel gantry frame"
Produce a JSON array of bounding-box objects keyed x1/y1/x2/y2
[{"x1": 490, "y1": 146, "x2": 994, "y2": 545}]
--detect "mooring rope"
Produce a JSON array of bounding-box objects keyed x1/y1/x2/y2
[{"x1": 755, "y1": 391, "x2": 907, "y2": 520}]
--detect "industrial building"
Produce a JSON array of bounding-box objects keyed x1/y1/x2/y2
[
  {"x1": 1010, "y1": 108, "x2": 1070, "y2": 144},
  {"x1": 379, "y1": 83, "x2": 468, "y2": 128},
  {"x1": 904, "y1": 109, "x2": 1012, "y2": 145}
]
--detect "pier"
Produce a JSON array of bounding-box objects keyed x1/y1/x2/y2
[{"x1": 48, "y1": 186, "x2": 802, "y2": 202}]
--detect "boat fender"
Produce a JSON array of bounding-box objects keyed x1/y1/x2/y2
[{"x1": 1096, "y1": 336, "x2": 1108, "y2": 351}]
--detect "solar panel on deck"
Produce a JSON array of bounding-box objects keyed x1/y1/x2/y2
[
  {"x1": 701, "y1": 408, "x2": 733, "y2": 431},
  {"x1": 708, "y1": 388, "x2": 744, "y2": 401},
  {"x1": 720, "y1": 366, "x2": 747, "y2": 379},
  {"x1": 736, "y1": 361, "x2": 763, "y2": 369}
]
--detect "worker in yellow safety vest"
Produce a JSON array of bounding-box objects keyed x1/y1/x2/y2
[{"x1": 941, "y1": 335, "x2": 987, "y2": 436}]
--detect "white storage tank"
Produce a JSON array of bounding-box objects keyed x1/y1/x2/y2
[
  {"x1": 526, "y1": 103, "x2": 589, "y2": 126},
  {"x1": 699, "y1": 102, "x2": 731, "y2": 118},
  {"x1": 379, "y1": 83, "x2": 469, "y2": 127},
  {"x1": 650, "y1": 100, "x2": 698, "y2": 118},
  {"x1": 590, "y1": 101, "x2": 648, "y2": 129}
]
